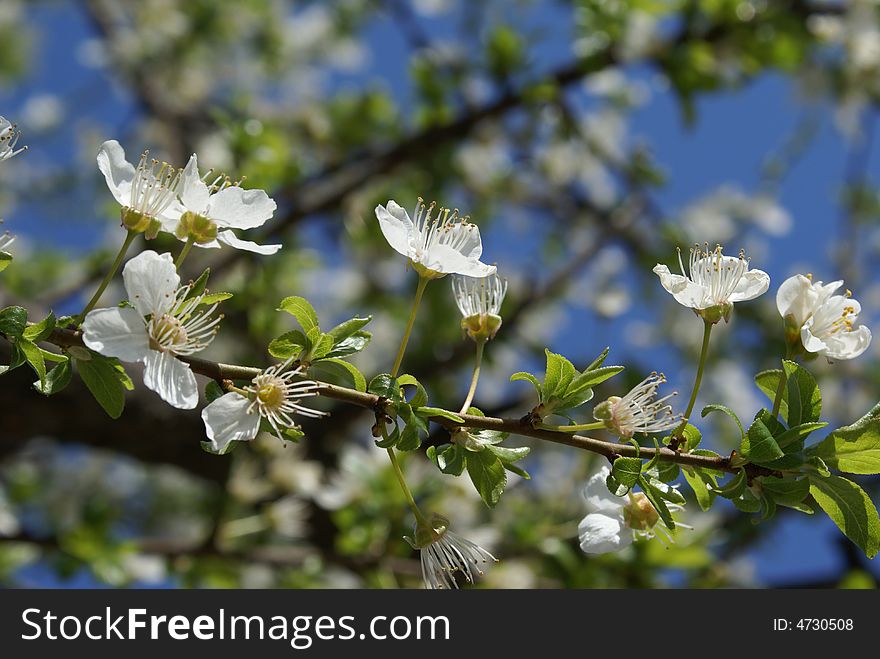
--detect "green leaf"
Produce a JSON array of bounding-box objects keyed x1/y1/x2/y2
[
  {"x1": 761, "y1": 476, "x2": 810, "y2": 508},
  {"x1": 323, "y1": 330, "x2": 371, "y2": 359},
  {"x1": 774, "y1": 421, "x2": 827, "y2": 450},
  {"x1": 205, "y1": 380, "x2": 224, "y2": 403},
  {"x1": 416, "y1": 407, "x2": 465, "y2": 424},
  {"x1": 77, "y1": 353, "x2": 126, "y2": 419},
  {"x1": 0, "y1": 251, "x2": 11, "y2": 273},
  {"x1": 638, "y1": 476, "x2": 675, "y2": 530},
  {"x1": 23, "y1": 312, "x2": 56, "y2": 342},
  {"x1": 368, "y1": 373, "x2": 401, "y2": 406},
  {"x1": 198, "y1": 292, "x2": 233, "y2": 306},
  {"x1": 427, "y1": 444, "x2": 466, "y2": 476},
  {"x1": 682, "y1": 467, "x2": 715, "y2": 511},
  {"x1": 307, "y1": 332, "x2": 335, "y2": 360},
  {"x1": 510, "y1": 371, "x2": 542, "y2": 397},
  {"x1": 701, "y1": 404, "x2": 744, "y2": 439},
  {"x1": 310, "y1": 357, "x2": 366, "y2": 392},
  {"x1": 35, "y1": 360, "x2": 72, "y2": 396},
  {"x1": 486, "y1": 444, "x2": 530, "y2": 464},
  {"x1": 741, "y1": 411, "x2": 784, "y2": 464},
  {"x1": 18, "y1": 339, "x2": 46, "y2": 388},
  {"x1": 565, "y1": 365, "x2": 624, "y2": 398},
  {"x1": 611, "y1": 456, "x2": 642, "y2": 490},
  {"x1": 0, "y1": 306, "x2": 27, "y2": 338},
  {"x1": 712, "y1": 469, "x2": 747, "y2": 499},
  {"x1": 466, "y1": 450, "x2": 507, "y2": 508},
  {"x1": 585, "y1": 346, "x2": 610, "y2": 371},
  {"x1": 542, "y1": 349, "x2": 571, "y2": 400},
  {"x1": 327, "y1": 316, "x2": 371, "y2": 343},
  {"x1": 808, "y1": 402, "x2": 880, "y2": 474},
  {"x1": 278, "y1": 296, "x2": 320, "y2": 334},
  {"x1": 809, "y1": 475, "x2": 880, "y2": 558},
  {"x1": 397, "y1": 374, "x2": 428, "y2": 408},
  {"x1": 268, "y1": 330, "x2": 307, "y2": 360},
  {"x1": 186, "y1": 268, "x2": 211, "y2": 299},
  {"x1": 781, "y1": 360, "x2": 821, "y2": 426}
]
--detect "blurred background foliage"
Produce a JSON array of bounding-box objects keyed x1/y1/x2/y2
[{"x1": 0, "y1": 0, "x2": 879, "y2": 588}]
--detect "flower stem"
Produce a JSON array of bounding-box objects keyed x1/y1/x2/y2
[
  {"x1": 76, "y1": 229, "x2": 137, "y2": 325},
  {"x1": 386, "y1": 445, "x2": 428, "y2": 527},
  {"x1": 673, "y1": 319, "x2": 713, "y2": 437},
  {"x1": 390, "y1": 275, "x2": 429, "y2": 378},
  {"x1": 175, "y1": 236, "x2": 196, "y2": 270},
  {"x1": 536, "y1": 420, "x2": 607, "y2": 433},
  {"x1": 458, "y1": 339, "x2": 485, "y2": 414}
]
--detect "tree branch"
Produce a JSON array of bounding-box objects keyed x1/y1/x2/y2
[{"x1": 40, "y1": 327, "x2": 770, "y2": 477}]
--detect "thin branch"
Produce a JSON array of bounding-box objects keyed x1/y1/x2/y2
[{"x1": 41, "y1": 327, "x2": 771, "y2": 477}]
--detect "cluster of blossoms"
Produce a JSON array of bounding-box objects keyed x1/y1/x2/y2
[
  {"x1": 0, "y1": 116, "x2": 26, "y2": 257},
  {"x1": 99, "y1": 140, "x2": 280, "y2": 254}
]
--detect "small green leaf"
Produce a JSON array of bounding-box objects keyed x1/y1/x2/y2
[
  {"x1": 308, "y1": 332, "x2": 334, "y2": 360},
  {"x1": 23, "y1": 311, "x2": 56, "y2": 342},
  {"x1": 77, "y1": 353, "x2": 126, "y2": 419},
  {"x1": 585, "y1": 346, "x2": 610, "y2": 371},
  {"x1": 417, "y1": 407, "x2": 465, "y2": 424},
  {"x1": 486, "y1": 444, "x2": 530, "y2": 464},
  {"x1": 781, "y1": 359, "x2": 821, "y2": 426},
  {"x1": 809, "y1": 475, "x2": 880, "y2": 558},
  {"x1": 611, "y1": 456, "x2": 642, "y2": 490},
  {"x1": 565, "y1": 365, "x2": 624, "y2": 398},
  {"x1": 428, "y1": 444, "x2": 466, "y2": 476},
  {"x1": 278, "y1": 296, "x2": 320, "y2": 334},
  {"x1": 199, "y1": 292, "x2": 233, "y2": 306},
  {"x1": 741, "y1": 411, "x2": 784, "y2": 464},
  {"x1": 186, "y1": 268, "x2": 211, "y2": 299},
  {"x1": 0, "y1": 251, "x2": 12, "y2": 273},
  {"x1": 310, "y1": 357, "x2": 366, "y2": 392},
  {"x1": 701, "y1": 404, "x2": 744, "y2": 439},
  {"x1": 396, "y1": 374, "x2": 427, "y2": 408},
  {"x1": 466, "y1": 450, "x2": 507, "y2": 508},
  {"x1": 510, "y1": 371, "x2": 542, "y2": 397},
  {"x1": 774, "y1": 421, "x2": 827, "y2": 450},
  {"x1": 323, "y1": 330, "x2": 371, "y2": 359},
  {"x1": 327, "y1": 316, "x2": 371, "y2": 343},
  {"x1": 35, "y1": 360, "x2": 72, "y2": 396},
  {"x1": 682, "y1": 467, "x2": 715, "y2": 511},
  {"x1": 542, "y1": 349, "x2": 571, "y2": 400},
  {"x1": 0, "y1": 306, "x2": 27, "y2": 338},
  {"x1": 761, "y1": 476, "x2": 809, "y2": 508},
  {"x1": 368, "y1": 373, "x2": 401, "y2": 406},
  {"x1": 712, "y1": 469, "x2": 747, "y2": 499},
  {"x1": 268, "y1": 330, "x2": 307, "y2": 360},
  {"x1": 638, "y1": 475, "x2": 675, "y2": 530},
  {"x1": 18, "y1": 339, "x2": 46, "y2": 388},
  {"x1": 808, "y1": 402, "x2": 880, "y2": 475}
]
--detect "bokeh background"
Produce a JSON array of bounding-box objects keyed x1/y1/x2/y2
[{"x1": 1, "y1": 0, "x2": 879, "y2": 588}]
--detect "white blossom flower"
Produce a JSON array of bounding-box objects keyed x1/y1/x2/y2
[
  {"x1": 653, "y1": 243, "x2": 770, "y2": 322},
  {"x1": 202, "y1": 358, "x2": 326, "y2": 453},
  {"x1": 375, "y1": 198, "x2": 496, "y2": 279},
  {"x1": 0, "y1": 117, "x2": 25, "y2": 162},
  {"x1": 81, "y1": 250, "x2": 222, "y2": 409},
  {"x1": 451, "y1": 272, "x2": 507, "y2": 340},
  {"x1": 593, "y1": 373, "x2": 680, "y2": 438},
  {"x1": 579, "y1": 465, "x2": 682, "y2": 555},
  {"x1": 172, "y1": 153, "x2": 280, "y2": 254},
  {"x1": 406, "y1": 513, "x2": 497, "y2": 589},
  {"x1": 97, "y1": 140, "x2": 185, "y2": 236},
  {"x1": 777, "y1": 274, "x2": 872, "y2": 361}
]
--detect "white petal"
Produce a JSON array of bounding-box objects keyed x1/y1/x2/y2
[
  {"x1": 81, "y1": 307, "x2": 150, "y2": 363},
  {"x1": 202, "y1": 393, "x2": 262, "y2": 452},
  {"x1": 582, "y1": 465, "x2": 623, "y2": 514},
  {"x1": 456, "y1": 223, "x2": 484, "y2": 259},
  {"x1": 206, "y1": 186, "x2": 277, "y2": 230},
  {"x1": 776, "y1": 274, "x2": 818, "y2": 326},
  {"x1": 122, "y1": 250, "x2": 180, "y2": 317},
  {"x1": 156, "y1": 198, "x2": 187, "y2": 234},
  {"x1": 216, "y1": 230, "x2": 281, "y2": 255},
  {"x1": 728, "y1": 268, "x2": 770, "y2": 302},
  {"x1": 422, "y1": 243, "x2": 496, "y2": 277},
  {"x1": 652, "y1": 264, "x2": 706, "y2": 309},
  {"x1": 800, "y1": 323, "x2": 829, "y2": 354},
  {"x1": 96, "y1": 140, "x2": 135, "y2": 208},
  {"x1": 375, "y1": 201, "x2": 414, "y2": 257},
  {"x1": 142, "y1": 350, "x2": 199, "y2": 409},
  {"x1": 578, "y1": 512, "x2": 631, "y2": 555},
  {"x1": 180, "y1": 154, "x2": 210, "y2": 214},
  {"x1": 821, "y1": 326, "x2": 872, "y2": 360}
]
